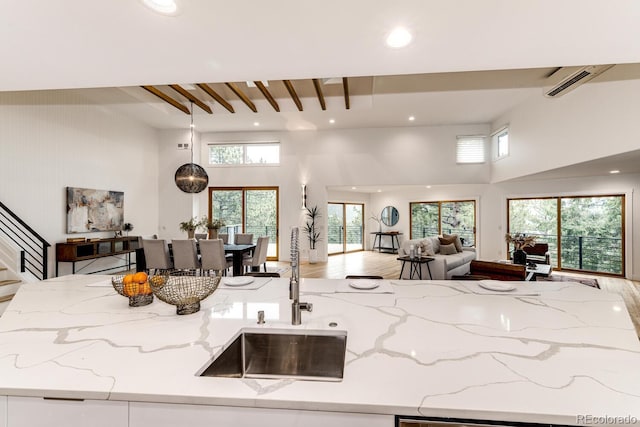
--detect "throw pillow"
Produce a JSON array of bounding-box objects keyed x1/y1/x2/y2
[
  {"x1": 420, "y1": 239, "x2": 435, "y2": 256},
  {"x1": 443, "y1": 233, "x2": 463, "y2": 252},
  {"x1": 429, "y1": 236, "x2": 440, "y2": 254},
  {"x1": 439, "y1": 243, "x2": 457, "y2": 255},
  {"x1": 438, "y1": 235, "x2": 456, "y2": 247}
]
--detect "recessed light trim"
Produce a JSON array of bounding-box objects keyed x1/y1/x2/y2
[
  {"x1": 329, "y1": 119, "x2": 335, "y2": 124},
  {"x1": 609, "y1": 170, "x2": 620, "y2": 174},
  {"x1": 386, "y1": 27, "x2": 413, "y2": 48},
  {"x1": 141, "y1": 0, "x2": 179, "y2": 15},
  {"x1": 253, "y1": 122, "x2": 260, "y2": 127},
  {"x1": 408, "y1": 116, "x2": 415, "y2": 121}
]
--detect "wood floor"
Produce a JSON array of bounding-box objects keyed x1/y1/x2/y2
[{"x1": 269, "y1": 251, "x2": 640, "y2": 337}]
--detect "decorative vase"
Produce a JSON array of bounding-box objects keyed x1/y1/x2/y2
[
  {"x1": 208, "y1": 228, "x2": 219, "y2": 239},
  {"x1": 309, "y1": 248, "x2": 318, "y2": 264},
  {"x1": 187, "y1": 230, "x2": 195, "y2": 239},
  {"x1": 513, "y1": 249, "x2": 527, "y2": 265}
]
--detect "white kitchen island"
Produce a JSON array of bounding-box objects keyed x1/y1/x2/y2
[{"x1": 0, "y1": 275, "x2": 639, "y2": 427}]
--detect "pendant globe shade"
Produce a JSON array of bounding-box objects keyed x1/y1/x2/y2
[
  {"x1": 175, "y1": 102, "x2": 209, "y2": 193},
  {"x1": 175, "y1": 163, "x2": 208, "y2": 193}
]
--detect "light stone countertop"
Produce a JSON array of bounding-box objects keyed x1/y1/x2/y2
[{"x1": 0, "y1": 275, "x2": 639, "y2": 426}]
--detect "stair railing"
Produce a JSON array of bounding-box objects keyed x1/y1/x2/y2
[{"x1": 0, "y1": 201, "x2": 50, "y2": 280}]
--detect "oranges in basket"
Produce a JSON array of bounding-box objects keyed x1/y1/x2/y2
[{"x1": 122, "y1": 272, "x2": 151, "y2": 296}]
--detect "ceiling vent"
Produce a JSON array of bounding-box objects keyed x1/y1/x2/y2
[{"x1": 544, "y1": 65, "x2": 613, "y2": 98}]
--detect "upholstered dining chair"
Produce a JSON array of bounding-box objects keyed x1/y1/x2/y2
[
  {"x1": 242, "y1": 236, "x2": 268, "y2": 273},
  {"x1": 142, "y1": 239, "x2": 172, "y2": 275},
  {"x1": 234, "y1": 233, "x2": 254, "y2": 245},
  {"x1": 218, "y1": 233, "x2": 229, "y2": 244},
  {"x1": 194, "y1": 233, "x2": 207, "y2": 242},
  {"x1": 171, "y1": 239, "x2": 200, "y2": 271},
  {"x1": 199, "y1": 239, "x2": 232, "y2": 276}
]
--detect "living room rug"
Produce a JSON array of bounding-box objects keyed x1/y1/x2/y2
[{"x1": 536, "y1": 273, "x2": 600, "y2": 289}]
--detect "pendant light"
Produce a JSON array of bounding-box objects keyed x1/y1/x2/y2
[{"x1": 175, "y1": 102, "x2": 208, "y2": 193}]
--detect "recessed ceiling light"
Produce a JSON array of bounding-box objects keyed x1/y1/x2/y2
[
  {"x1": 408, "y1": 116, "x2": 415, "y2": 121},
  {"x1": 329, "y1": 119, "x2": 335, "y2": 124},
  {"x1": 253, "y1": 122, "x2": 260, "y2": 127},
  {"x1": 386, "y1": 27, "x2": 413, "y2": 48},
  {"x1": 377, "y1": 189, "x2": 382, "y2": 193},
  {"x1": 351, "y1": 186, "x2": 357, "y2": 190},
  {"x1": 609, "y1": 170, "x2": 620, "y2": 174},
  {"x1": 141, "y1": 0, "x2": 179, "y2": 15},
  {"x1": 426, "y1": 185, "x2": 432, "y2": 189}
]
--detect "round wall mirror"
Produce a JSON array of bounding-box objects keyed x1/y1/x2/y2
[{"x1": 381, "y1": 206, "x2": 399, "y2": 226}]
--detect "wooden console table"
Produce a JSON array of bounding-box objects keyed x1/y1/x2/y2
[
  {"x1": 56, "y1": 236, "x2": 139, "y2": 276},
  {"x1": 371, "y1": 231, "x2": 402, "y2": 253}
]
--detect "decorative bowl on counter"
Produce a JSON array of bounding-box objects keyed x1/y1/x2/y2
[
  {"x1": 149, "y1": 272, "x2": 221, "y2": 315},
  {"x1": 112, "y1": 273, "x2": 154, "y2": 307}
]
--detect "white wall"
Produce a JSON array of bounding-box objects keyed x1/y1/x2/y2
[
  {"x1": 491, "y1": 78, "x2": 640, "y2": 182},
  {"x1": 0, "y1": 91, "x2": 160, "y2": 277}
]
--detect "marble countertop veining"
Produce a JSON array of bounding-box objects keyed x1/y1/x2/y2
[{"x1": 0, "y1": 275, "x2": 639, "y2": 425}]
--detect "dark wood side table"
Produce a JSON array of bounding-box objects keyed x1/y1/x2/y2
[
  {"x1": 371, "y1": 232, "x2": 402, "y2": 253},
  {"x1": 397, "y1": 256, "x2": 434, "y2": 280}
]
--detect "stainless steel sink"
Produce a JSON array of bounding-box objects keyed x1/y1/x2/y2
[{"x1": 198, "y1": 328, "x2": 347, "y2": 381}]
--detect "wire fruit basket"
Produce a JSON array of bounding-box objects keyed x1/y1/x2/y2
[
  {"x1": 111, "y1": 275, "x2": 154, "y2": 307},
  {"x1": 149, "y1": 272, "x2": 221, "y2": 315}
]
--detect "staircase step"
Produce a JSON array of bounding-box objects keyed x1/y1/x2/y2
[
  {"x1": 0, "y1": 279, "x2": 21, "y2": 287},
  {"x1": 0, "y1": 293, "x2": 15, "y2": 303}
]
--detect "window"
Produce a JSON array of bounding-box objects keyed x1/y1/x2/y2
[
  {"x1": 507, "y1": 195, "x2": 625, "y2": 275},
  {"x1": 492, "y1": 127, "x2": 509, "y2": 160},
  {"x1": 410, "y1": 200, "x2": 476, "y2": 246},
  {"x1": 208, "y1": 142, "x2": 279, "y2": 165},
  {"x1": 456, "y1": 136, "x2": 485, "y2": 164}
]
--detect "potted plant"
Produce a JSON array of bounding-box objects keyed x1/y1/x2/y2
[
  {"x1": 505, "y1": 233, "x2": 536, "y2": 265},
  {"x1": 179, "y1": 217, "x2": 199, "y2": 239},
  {"x1": 199, "y1": 217, "x2": 226, "y2": 239},
  {"x1": 303, "y1": 205, "x2": 321, "y2": 263}
]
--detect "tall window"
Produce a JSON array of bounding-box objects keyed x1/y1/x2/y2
[
  {"x1": 209, "y1": 187, "x2": 279, "y2": 259},
  {"x1": 208, "y1": 142, "x2": 280, "y2": 165},
  {"x1": 508, "y1": 195, "x2": 625, "y2": 275},
  {"x1": 492, "y1": 127, "x2": 509, "y2": 160},
  {"x1": 410, "y1": 200, "x2": 476, "y2": 246},
  {"x1": 327, "y1": 203, "x2": 364, "y2": 255}
]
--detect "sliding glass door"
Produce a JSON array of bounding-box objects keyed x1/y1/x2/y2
[
  {"x1": 209, "y1": 187, "x2": 279, "y2": 260},
  {"x1": 328, "y1": 203, "x2": 364, "y2": 255},
  {"x1": 508, "y1": 195, "x2": 624, "y2": 275}
]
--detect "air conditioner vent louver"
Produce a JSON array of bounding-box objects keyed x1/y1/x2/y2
[{"x1": 544, "y1": 65, "x2": 614, "y2": 98}]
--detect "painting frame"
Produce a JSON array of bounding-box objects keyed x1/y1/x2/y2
[{"x1": 66, "y1": 187, "x2": 124, "y2": 233}]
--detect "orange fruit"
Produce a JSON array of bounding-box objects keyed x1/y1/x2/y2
[
  {"x1": 150, "y1": 275, "x2": 165, "y2": 287},
  {"x1": 123, "y1": 281, "x2": 139, "y2": 296},
  {"x1": 133, "y1": 272, "x2": 148, "y2": 284},
  {"x1": 123, "y1": 274, "x2": 135, "y2": 286},
  {"x1": 138, "y1": 281, "x2": 152, "y2": 295}
]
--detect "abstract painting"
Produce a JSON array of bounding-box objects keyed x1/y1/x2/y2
[{"x1": 66, "y1": 187, "x2": 124, "y2": 233}]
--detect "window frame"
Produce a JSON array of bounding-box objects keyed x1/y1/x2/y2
[
  {"x1": 492, "y1": 126, "x2": 509, "y2": 161},
  {"x1": 207, "y1": 141, "x2": 280, "y2": 166}
]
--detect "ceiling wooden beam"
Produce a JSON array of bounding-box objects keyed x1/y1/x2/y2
[
  {"x1": 225, "y1": 82, "x2": 257, "y2": 113},
  {"x1": 283, "y1": 80, "x2": 303, "y2": 111},
  {"x1": 141, "y1": 85, "x2": 190, "y2": 114},
  {"x1": 342, "y1": 77, "x2": 350, "y2": 110},
  {"x1": 196, "y1": 83, "x2": 235, "y2": 113},
  {"x1": 312, "y1": 79, "x2": 326, "y2": 110},
  {"x1": 169, "y1": 84, "x2": 212, "y2": 114},
  {"x1": 254, "y1": 81, "x2": 280, "y2": 112}
]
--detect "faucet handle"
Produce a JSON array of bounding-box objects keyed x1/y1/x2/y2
[{"x1": 299, "y1": 302, "x2": 313, "y2": 312}]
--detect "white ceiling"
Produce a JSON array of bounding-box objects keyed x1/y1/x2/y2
[{"x1": 2, "y1": 1, "x2": 640, "y2": 177}]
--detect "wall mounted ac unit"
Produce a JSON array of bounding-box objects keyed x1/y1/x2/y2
[{"x1": 544, "y1": 64, "x2": 614, "y2": 98}]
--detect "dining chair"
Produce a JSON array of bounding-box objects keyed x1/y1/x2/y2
[
  {"x1": 242, "y1": 236, "x2": 269, "y2": 273},
  {"x1": 194, "y1": 233, "x2": 208, "y2": 241},
  {"x1": 234, "y1": 233, "x2": 253, "y2": 245},
  {"x1": 199, "y1": 239, "x2": 232, "y2": 276},
  {"x1": 142, "y1": 239, "x2": 172, "y2": 275},
  {"x1": 218, "y1": 233, "x2": 229, "y2": 244},
  {"x1": 171, "y1": 239, "x2": 200, "y2": 271}
]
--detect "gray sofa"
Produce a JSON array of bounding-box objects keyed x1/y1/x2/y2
[{"x1": 398, "y1": 236, "x2": 476, "y2": 280}]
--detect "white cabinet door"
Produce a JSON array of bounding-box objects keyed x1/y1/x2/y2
[
  {"x1": 0, "y1": 396, "x2": 7, "y2": 427},
  {"x1": 8, "y1": 397, "x2": 127, "y2": 427},
  {"x1": 130, "y1": 401, "x2": 392, "y2": 427}
]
